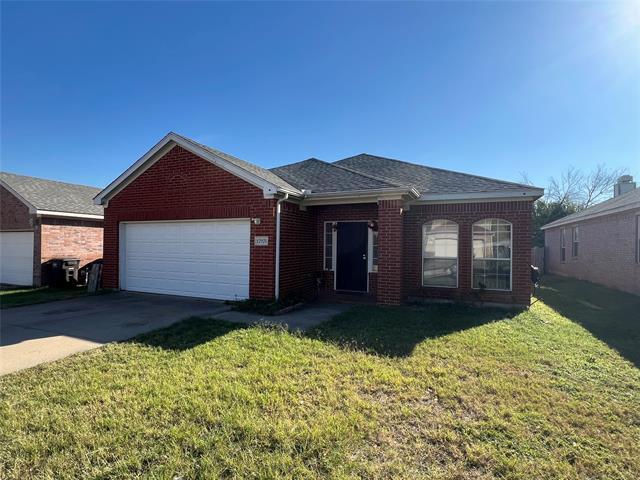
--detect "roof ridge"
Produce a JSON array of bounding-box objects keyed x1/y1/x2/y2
[
  {"x1": 328, "y1": 161, "x2": 406, "y2": 188},
  {"x1": 0, "y1": 171, "x2": 102, "y2": 190},
  {"x1": 269, "y1": 158, "x2": 325, "y2": 171},
  {"x1": 337, "y1": 153, "x2": 542, "y2": 190}
]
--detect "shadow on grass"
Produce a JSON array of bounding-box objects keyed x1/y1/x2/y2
[
  {"x1": 537, "y1": 275, "x2": 640, "y2": 368},
  {"x1": 306, "y1": 303, "x2": 520, "y2": 358},
  {"x1": 129, "y1": 316, "x2": 247, "y2": 351}
]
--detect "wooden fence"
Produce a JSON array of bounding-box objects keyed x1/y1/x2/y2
[{"x1": 531, "y1": 246, "x2": 545, "y2": 274}]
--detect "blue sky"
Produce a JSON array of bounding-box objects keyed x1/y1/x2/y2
[{"x1": 1, "y1": 1, "x2": 639, "y2": 189}]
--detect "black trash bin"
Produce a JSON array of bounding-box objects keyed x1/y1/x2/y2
[{"x1": 41, "y1": 258, "x2": 81, "y2": 287}]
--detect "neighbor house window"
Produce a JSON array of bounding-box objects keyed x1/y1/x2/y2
[
  {"x1": 422, "y1": 220, "x2": 458, "y2": 287},
  {"x1": 324, "y1": 222, "x2": 334, "y2": 270},
  {"x1": 561, "y1": 228, "x2": 566, "y2": 262},
  {"x1": 472, "y1": 219, "x2": 512, "y2": 291},
  {"x1": 572, "y1": 226, "x2": 579, "y2": 257},
  {"x1": 371, "y1": 230, "x2": 379, "y2": 272}
]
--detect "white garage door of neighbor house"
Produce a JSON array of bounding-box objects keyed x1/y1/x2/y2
[
  {"x1": 121, "y1": 219, "x2": 250, "y2": 301},
  {"x1": 0, "y1": 231, "x2": 34, "y2": 286}
]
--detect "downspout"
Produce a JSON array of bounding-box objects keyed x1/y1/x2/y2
[{"x1": 274, "y1": 193, "x2": 288, "y2": 300}]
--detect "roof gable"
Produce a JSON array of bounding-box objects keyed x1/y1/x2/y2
[
  {"x1": 0, "y1": 172, "x2": 103, "y2": 217},
  {"x1": 94, "y1": 132, "x2": 302, "y2": 205}
]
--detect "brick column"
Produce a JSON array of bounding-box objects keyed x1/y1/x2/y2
[{"x1": 377, "y1": 199, "x2": 404, "y2": 305}]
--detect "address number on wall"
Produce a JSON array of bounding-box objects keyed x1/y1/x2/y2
[{"x1": 254, "y1": 236, "x2": 269, "y2": 246}]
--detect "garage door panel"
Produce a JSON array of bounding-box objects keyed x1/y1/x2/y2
[
  {"x1": 0, "y1": 232, "x2": 34, "y2": 286},
  {"x1": 122, "y1": 220, "x2": 250, "y2": 300}
]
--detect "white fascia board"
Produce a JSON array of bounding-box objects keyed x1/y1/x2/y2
[
  {"x1": 0, "y1": 180, "x2": 37, "y2": 213},
  {"x1": 541, "y1": 201, "x2": 640, "y2": 230},
  {"x1": 415, "y1": 189, "x2": 543, "y2": 203},
  {"x1": 36, "y1": 210, "x2": 104, "y2": 220},
  {"x1": 301, "y1": 187, "x2": 418, "y2": 206},
  {"x1": 93, "y1": 132, "x2": 291, "y2": 205}
]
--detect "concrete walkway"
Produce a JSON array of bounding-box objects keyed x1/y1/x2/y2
[
  {"x1": 0, "y1": 292, "x2": 230, "y2": 375},
  {"x1": 1, "y1": 294, "x2": 351, "y2": 376},
  {"x1": 213, "y1": 303, "x2": 351, "y2": 331}
]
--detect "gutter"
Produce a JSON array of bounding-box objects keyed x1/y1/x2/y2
[{"x1": 274, "y1": 193, "x2": 288, "y2": 300}]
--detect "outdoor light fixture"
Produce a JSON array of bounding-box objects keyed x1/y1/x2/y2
[{"x1": 252, "y1": 218, "x2": 261, "y2": 225}]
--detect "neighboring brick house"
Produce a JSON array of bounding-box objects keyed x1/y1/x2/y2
[
  {"x1": 0, "y1": 172, "x2": 104, "y2": 286},
  {"x1": 542, "y1": 177, "x2": 640, "y2": 296},
  {"x1": 94, "y1": 132, "x2": 543, "y2": 306}
]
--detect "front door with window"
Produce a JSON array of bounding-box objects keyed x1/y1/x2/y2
[{"x1": 336, "y1": 222, "x2": 368, "y2": 292}]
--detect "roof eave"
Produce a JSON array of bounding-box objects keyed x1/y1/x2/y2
[
  {"x1": 415, "y1": 188, "x2": 544, "y2": 203},
  {"x1": 300, "y1": 187, "x2": 419, "y2": 206},
  {"x1": 541, "y1": 200, "x2": 640, "y2": 230}
]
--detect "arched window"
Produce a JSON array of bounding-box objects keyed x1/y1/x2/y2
[
  {"x1": 422, "y1": 220, "x2": 458, "y2": 287},
  {"x1": 472, "y1": 219, "x2": 512, "y2": 291}
]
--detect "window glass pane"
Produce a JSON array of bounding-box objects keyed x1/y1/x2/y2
[
  {"x1": 422, "y1": 220, "x2": 458, "y2": 287},
  {"x1": 472, "y1": 219, "x2": 512, "y2": 290},
  {"x1": 372, "y1": 231, "x2": 378, "y2": 271},
  {"x1": 324, "y1": 223, "x2": 333, "y2": 271},
  {"x1": 423, "y1": 258, "x2": 457, "y2": 287}
]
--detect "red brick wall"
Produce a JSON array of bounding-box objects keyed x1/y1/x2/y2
[
  {"x1": 404, "y1": 200, "x2": 534, "y2": 306},
  {"x1": 102, "y1": 145, "x2": 277, "y2": 299},
  {"x1": 0, "y1": 185, "x2": 33, "y2": 230},
  {"x1": 378, "y1": 199, "x2": 404, "y2": 305},
  {"x1": 545, "y1": 208, "x2": 640, "y2": 296},
  {"x1": 40, "y1": 218, "x2": 103, "y2": 267},
  {"x1": 279, "y1": 201, "x2": 316, "y2": 298}
]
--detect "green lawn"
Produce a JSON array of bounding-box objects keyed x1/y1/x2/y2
[
  {"x1": 0, "y1": 286, "x2": 90, "y2": 309},
  {"x1": 1, "y1": 277, "x2": 639, "y2": 479}
]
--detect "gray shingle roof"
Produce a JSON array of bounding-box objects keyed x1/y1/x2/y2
[
  {"x1": 173, "y1": 133, "x2": 301, "y2": 194},
  {"x1": 0, "y1": 172, "x2": 103, "y2": 216},
  {"x1": 270, "y1": 159, "x2": 399, "y2": 193},
  {"x1": 542, "y1": 188, "x2": 640, "y2": 230},
  {"x1": 334, "y1": 154, "x2": 538, "y2": 195}
]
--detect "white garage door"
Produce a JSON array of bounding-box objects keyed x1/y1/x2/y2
[
  {"x1": 121, "y1": 219, "x2": 250, "y2": 300},
  {"x1": 0, "y1": 231, "x2": 34, "y2": 286}
]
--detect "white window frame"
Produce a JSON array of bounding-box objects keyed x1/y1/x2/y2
[
  {"x1": 422, "y1": 220, "x2": 459, "y2": 289},
  {"x1": 471, "y1": 218, "x2": 512, "y2": 292},
  {"x1": 572, "y1": 226, "x2": 579, "y2": 258},
  {"x1": 561, "y1": 227, "x2": 566, "y2": 262},
  {"x1": 368, "y1": 228, "x2": 379, "y2": 273},
  {"x1": 323, "y1": 221, "x2": 336, "y2": 271}
]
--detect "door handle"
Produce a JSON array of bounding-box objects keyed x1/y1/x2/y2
[{"x1": 362, "y1": 254, "x2": 367, "y2": 260}]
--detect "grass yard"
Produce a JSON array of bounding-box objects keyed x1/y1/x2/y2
[
  {"x1": 1, "y1": 276, "x2": 639, "y2": 479},
  {"x1": 0, "y1": 286, "x2": 91, "y2": 309}
]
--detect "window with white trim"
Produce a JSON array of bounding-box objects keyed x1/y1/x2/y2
[
  {"x1": 422, "y1": 220, "x2": 458, "y2": 287},
  {"x1": 561, "y1": 227, "x2": 566, "y2": 262},
  {"x1": 324, "y1": 222, "x2": 334, "y2": 270},
  {"x1": 371, "y1": 230, "x2": 379, "y2": 272},
  {"x1": 472, "y1": 219, "x2": 512, "y2": 291},
  {"x1": 572, "y1": 226, "x2": 579, "y2": 257}
]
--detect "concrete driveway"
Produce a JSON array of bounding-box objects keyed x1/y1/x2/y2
[{"x1": 0, "y1": 292, "x2": 230, "y2": 375}]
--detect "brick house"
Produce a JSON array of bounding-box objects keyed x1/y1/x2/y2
[
  {"x1": 542, "y1": 177, "x2": 640, "y2": 296},
  {"x1": 0, "y1": 172, "x2": 104, "y2": 286},
  {"x1": 94, "y1": 133, "x2": 543, "y2": 306}
]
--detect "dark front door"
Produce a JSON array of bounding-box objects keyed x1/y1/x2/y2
[{"x1": 336, "y1": 222, "x2": 368, "y2": 292}]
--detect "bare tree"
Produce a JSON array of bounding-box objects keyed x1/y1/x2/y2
[
  {"x1": 521, "y1": 164, "x2": 629, "y2": 210},
  {"x1": 546, "y1": 165, "x2": 584, "y2": 206},
  {"x1": 579, "y1": 164, "x2": 627, "y2": 208}
]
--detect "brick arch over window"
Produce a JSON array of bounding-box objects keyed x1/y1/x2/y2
[{"x1": 471, "y1": 218, "x2": 512, "y2": 291}]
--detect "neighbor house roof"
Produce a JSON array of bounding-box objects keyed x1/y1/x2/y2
[
  {"x1": 541, "y1": 188, "x2": 640, "y2": 230},
  {"x1": 1, "y1": 172, "x2": 104, "y2": 218}
]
